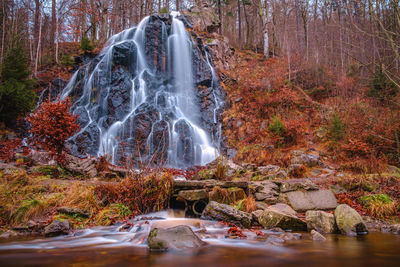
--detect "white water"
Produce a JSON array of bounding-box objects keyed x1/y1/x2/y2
[
  {"x1": 0, "y1": 210, "x2": 290, "y2": 251},
  {"x1": 60, "y1": 15, "x2": 220, "y2": 167}
]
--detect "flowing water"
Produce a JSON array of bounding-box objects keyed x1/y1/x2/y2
[
  {"x1": 60, "y1": 14, "x2": 221, "y2": 168},
  {"x1": 0, "y1": 210, "x2": 399, "y2": 266}
]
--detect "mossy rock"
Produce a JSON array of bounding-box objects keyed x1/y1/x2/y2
[
  {"x1": 334, "y1": 204, "x2": 367, "y2": 236},
  {"x1": 193, "y1": 168, "x2": 216, "y2": 180}
]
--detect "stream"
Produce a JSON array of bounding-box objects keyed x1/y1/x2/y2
[{"x1": 0, "y1": 210, "x2": 399, "y2": 266}]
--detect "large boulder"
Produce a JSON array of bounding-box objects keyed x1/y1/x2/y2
[
  {"x1": 334, "y1": 204, "x2": 368, "y2": 236},
  {"x1": 44, "y1": 220, "x2": 70, "y2": 237},
  {"x1": 201, "y1": 201, "x2": 252, "y2": 228},
  {"x1": 306, "y1": 210, "x2": 336, "y2": 233},
  {"x1": 257, "y1": 208, "x2": 307, "y2": 231},
  {"x1": 147, "y1": 225, "x2": 205, "y2": 250},
  {"x1": 269, "y1": 203, "x2": 298, "y2": 217},
  {"x1": 286, "y1": 190, "x2": 338, "y2": 211}
]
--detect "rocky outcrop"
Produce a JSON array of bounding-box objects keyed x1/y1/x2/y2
[
  {"x1": 257, "y1": 207, "x2": 307, "y2": 231},
  {"x1": 306, "y1": 210, "x2": 336, "y2": 233},
  {"x1": 44, "y1": 220, "x2": 70, "y2": 237},
  {"x1": 147, "y1": 225, "x2": 205, "y2": 250},
  {"x1": 201, "y1": 201, "x2": 252, "y2": 228},
  {"x1": 334, "y1": 204, "x2": 368, "y2": 236}
]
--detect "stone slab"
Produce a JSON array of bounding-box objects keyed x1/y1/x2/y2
[{"x1": 286, "y1": 190, "x2": 338, "y2": 212}]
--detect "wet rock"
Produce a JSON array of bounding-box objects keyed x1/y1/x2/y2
[
  {"x1": 311, "y1": 230, "x2": 326, "y2": 241},
  {"x1": 57, "y1": 207, "x2": 90, "y2": 218},
  {"x1": 178, "y1": 189, "x2": 208, "y2": 201},
  {"x1": 266, "y1": 235, "x2": 284, "y2": 244},
  {"x1": 280, "y1": 180, "x2": 319, "y2": 193},
  {"x1": 281, "y1": 232, "x2": 302, "y2": 241},
  {"x1": 30, "y1": 151, "x2": 55, "y2": 166},
  {"x1": 257, "y1": 207, "x2": 307, "y2": 231},
  {"x1": 44, "y1": 220, "x2": 70, "y2": 237},
  {"x1": 388, "y1": 224, "x2": 400, "y2": 234},
  {"x1": 0, "y1": 230, "x2": 23, "y2": 239},
  {"x1": 147, "y1": 225, "x2": 205, "y2": 251},
  {"x1": 201, "y1": 201, "x2": 252, "y2": 228},
  {"x1": 306, "y1": 210, "x2": 336, "y2": 233},
  {"x1": 334, "y1": 204, "x2": 368, "y2": 236},
  {"x1": 286, "y1": 190, "x2": 338, "y2": 212}
]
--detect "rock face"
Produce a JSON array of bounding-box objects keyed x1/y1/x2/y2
[
  {"x1": 253, "y1": 181, "x2": 280, "y2": 204},
  {"x1": 306, "y1": 210, "x2": 336, "y2": 233},
  {"x1": 60, "y1": 14, "x2": 225, "y2": 168},
  {"x1": 44, "y1": 220, "x2": 70, "y2": 237},
  {"x1": 147, "y1": 225, "x2": 205, "y2": 250},
  {"x1": 334, "y1": 204, "x2": 368, "y2": 236},
  {"x1": 286, "y1": 190, "x2": 338, "y2": 211},
  {"x1": 257, "y1": 208, "x2": 307, "y2": 231},
  {"x1": 201, "y1": 201, "x2": 252, "y2": 228}
]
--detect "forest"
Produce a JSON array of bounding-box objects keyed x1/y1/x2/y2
[{"x1": 0, "y1": 0, "x2": 400, "y2": 266}]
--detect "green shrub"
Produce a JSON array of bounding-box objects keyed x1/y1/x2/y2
[
  {"x1": 60, "y1": 54, "x2": 75, "y2": 66},
  {"x1": 268, "y1": 116, "x2": 285, "y2": 136},
  {"x1": 80, "y1": 36, "x2": 94, "y2": 52},
  {"x1": 360, "y1": 193, "x2": 393, "y2": 205},
  {"x1": 368, "y1": 66, "x2": 398, "y2": 100},
  {"x1": 0, "y1": 45, "x2": 36, "y2": 127},
  {"x1": 159, "y1": 7, "x2": 168, "y2": 14},
  {"x1": 328, "y1": 114, "x2": 345, "y2": 141}
]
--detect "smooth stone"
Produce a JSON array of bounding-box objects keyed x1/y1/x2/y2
[
  {"x1": 334, "y1": 204, "x2": 368, "y2": 236},
  {"x1": 178, "y1": 189, "x2": 208, "y2": 201},
  {"x1": 44, "y1": 220, "x2": 70, "y2": 237},
  {"x1": 257, "y1": 208, "x2": 307, "y2": 231},
  {"x1": 286, "y1": 190, "x2": 338, "y2": 212},
  {"x1": 306, "y1": 210, "x2": 336, "y2": 233},
  {"x1": 147, "y1": 225, "x2": 205, "y2": 250}
]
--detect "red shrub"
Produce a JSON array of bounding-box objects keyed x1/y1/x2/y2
[{"x1": 27, "y1": 98, "x2": 80, "y2": 162}]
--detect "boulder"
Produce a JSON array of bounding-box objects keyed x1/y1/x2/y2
[
  {"x1": 257, "y1": 165, "x2": 281, "y2": 175},
  {"x1": 286, "y1": 190, "x2": 338, "y2": 212},
  {"x1": 280, "y1": 180, "x2": 319, "y2": 193},
  {"x1": 147, "y1": 225, "x2": 205, "y2": 250},
  {"x1": 269, "y1": 203, "x2": 298, "y2": 217},
  {"x1": 44, "y1": 220, "x2": 70, "y2": 237},
  {"x1": 255, "y1": 201, "x2": 269, "y2": 210},
  {"x1": 178, "y1": 189, "x2": 208, "y2": 201},
  {"x1": 281, "y1": 232, "x2": 302, "y2": 241},
  {"x1": 290, "y1": 150, "x2": 323, "y2": 167},
  {"x1": 257, "y1": 208, "x2": 307, "y2": 231},
  {"x1": 306, "y1": 210, "x2": 336, "y2": 233},
  {"x1": 311, "y1": 230, "x2": 326, "y2": 241},
  {"x1": 201, "y1": 201, "x2": 252, "y2": 228},
  {"x1": 334, "y1": 204, "x2": 368, "y2": 236}
]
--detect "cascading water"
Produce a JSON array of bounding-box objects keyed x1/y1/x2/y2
[{"x1": 60, "y1": 14, "x2": 223, "y2": 168}]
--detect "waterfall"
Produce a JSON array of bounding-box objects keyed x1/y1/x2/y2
[{"x1": 60, "y1": 14, "x2": 222, "y2": 168}]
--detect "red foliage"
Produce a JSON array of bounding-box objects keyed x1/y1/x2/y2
[
  {"x1": 27, "y1": 98, "x2": 80, "y2": 162},
  {"x1": 227, "y1": 226, "x2": 246, "y2": 238},
  {"x1": 0, "y1": 138, "x2": 21, "y2": 162}
]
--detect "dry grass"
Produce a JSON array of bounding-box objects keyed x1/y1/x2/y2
[{"x1": 236, "y1": 196, "x2": 256, "y2": 213}]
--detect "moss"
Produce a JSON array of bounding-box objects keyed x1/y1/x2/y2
[{"x1": 94, "y1": 203, "x2": 132, "y2": 226}]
